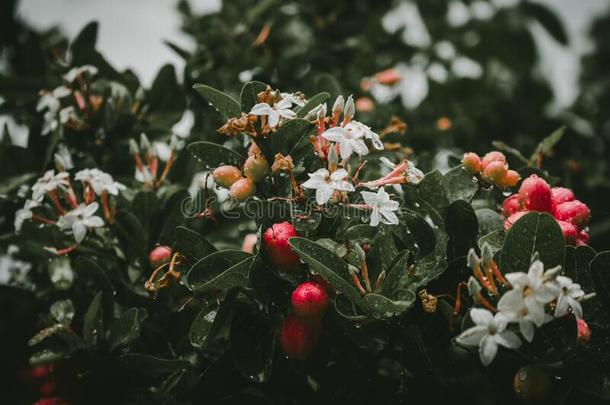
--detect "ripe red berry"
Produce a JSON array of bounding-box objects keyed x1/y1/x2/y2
[
  {"x1": 518, "y1": 175, "x2": 552, "y2": 212},
  {"x1": 502, "y1": 194, "x2": 521, "y2": 217},
  {"x1": 462, "y1": 152, "x2": 482, "y2": 175},
  {"x1": 292, "y1": 282, "x2": 329, "y2": 320},
  {"x1": 279, "y1": 314, "x2": 321, "y2": 359},
  {"x1": 553, "y1": 200, "x2": 591, "y2": 229},
  {"x1": 556, "y1": 220, "x2": 578, "y2": 245},
  {"x1": 577, "y1": 318, "x2": 591, "y2": 345},
  {"x1": 243, "y1": 154, "x2": 269, "y2": 182},
  {"x1": 149, "y1": 245, "x2": 172, "y2": 268},
  {"x1": 504, "y1": 211, "x2": 528, "y2": 230},
  {"x1": 551, "y1": 187, "x2": 575, "y2": 206},
  {"x1": 229, "y1": 178, "x2": 256, "y2": 201},
  {"x1": 481, "y1": 151, "x2": 506, "y2": 169},
  {"x1": 482, "y1": 160, "x2": 507, "y2": 184},
  {"x1": 212, "y1": 165, "x2": 242, "y2": 188},
  {"x1": 263, "y1": 221, "x2": 301, "y2": 268},
  {"x1": 577, "y1": 230, "x2": 590, "y2": 246}
]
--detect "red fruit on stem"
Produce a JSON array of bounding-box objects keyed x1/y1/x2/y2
[
  {"x1": 280, "y1": 314, "x2": 321, "y2": 359},
  {"x1": 482, "y1": 161, "x2": 507, "y2": 184},
  {"x1": 149, "y1": 246, "x2": 172, "y2": 268},
  {"x1": 481, "y1": 151, "x2": 506, "y2": 169},
  {"x1": 212, "y1": 165, "x2": 242, "y2": 188},
  {"x1": 577, "y1": 230, "x2": 590, "y2": 246},
  {"x1": 551, "y1": 187, "x2": 575, "y2": 206},
  {"x1": 504, "y1": 211, "x2": 529, "y2": 230},
  {"x1": 502, "y1": 194, "x2": 521, "y2": 217},
  {"x1": 229, "y1": 178, "x2": 256, "y2": 201},
  {"x1": 553, "y1": 200, "x2": 591, "y2": 229},
  {"x1": 518, "y1": 175, "x2": 552, "y2": 212},
  {"x1": 291, "y1": 282, "x2": 329, "y2": 321},
  {"x1": 462, "y1": 152, "x2": 482, "y2": 175},
  {"x1": 577, "y1": 318, "x2": 591, "y2": 345},
  {"x1": 497, "y1": 170, "x2": 520, "y2": 188},
  {"x1": 556, "y1": 220, "x2": 578, "y2": 245},
  {"x1": 263, "y1": 221, "x2": 301, "y2": 268}
]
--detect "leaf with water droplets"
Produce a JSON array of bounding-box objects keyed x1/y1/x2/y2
[{"x1": 193, "y1": 84, "x2": 241, "y2": 119}]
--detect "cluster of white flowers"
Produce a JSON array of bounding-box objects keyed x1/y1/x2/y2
[
  {"x1": 75, "y1": 168, "x2": 126, "y2": 196},
  {"x1": 457, "y1": 249, "x2": 586, "y2": 366}
]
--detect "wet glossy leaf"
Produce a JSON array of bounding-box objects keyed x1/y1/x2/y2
[
  {"x1": 239, "y1": 81, "x2": 267, "y2": 113},
  {"x1": 443, "y1": 166, "x2": 478, "y2": 203},
  {"x1": 175, "y1": 226, "x2": 216, "y2": 262},
  {"x1": 185, "y1": 250, "x2": 253, "y2": 293},
  {"x1": 193, "y1": 84, "x2": 241, "y2": 118},
  {"x1": 187, "y1": 141, "x2": 245, "y2": 170}
]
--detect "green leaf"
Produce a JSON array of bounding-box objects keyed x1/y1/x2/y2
[
  {"x1": 590, "y1": 251, "x2": 610, "y2": 312},
  {"x1": 185, "y1": 250, "x2": 253, "y2": 293},
  {"x1": 475, "y1": 208, "x2": 504, "y2": 237},
  {"x1": 289, "y1": 237, "x2": 366, "y2": 310},
  {"x1": 0, "y1": 172, "x2": 36, "y2": 197},
  {"x1": 499, "y1": 212, "x2": 565, "y2": 274},
  {"x1": 119, "y1": 354, "x2": 189, "y2": 377},
  {"x1": 363, "y1": 291, "x2": 416, "y2": 318},
  {"x1": 381, "y1": 250, "x2": 410, "y2": 296},
  {"x1": 70, "y1": 21, "x2": 98, "y2": 59},
  {"x1": 239, "y1": 81, "x2": 268, "y2": 113},
  {"x1": 109, "y1": 307, "x2": 147, "y2": 351},
  {"x1": 187, "y1": 141, "x2": 245, "y2": 170},
  {"x1": 477, "y1": 229, "x2": 505, "y2": 255},
  {"x1": 531, "y1": 126, "x2": 566, "y2": 162},
  {"x1": 416, "y1": 170, "x2": 449, "y2": 221},
  {"x1": 314, "y1": 74, "x2": 342, "y2": 99},
  {"x1": 491, "y1": 140, "x2": 529, "y2": 165},
  {"x1": 443, "y1": 166, "x2": 478, "y2": 203},
  {"x1": 82, "y1": 292, "x2": 104, "y2": 347},
  {"x1": 270, "y1": 118, "x2": 315, "y2": 158},
  {"x1": 189, "y1": 304, "x2": 218, "y2": 349},
  {"x1": 296, "y1": 92, "x2": 330, "y2": 118},
  {"x1": 132, "y1": 191, "x2": 159, "y2": 237},
  {"x1": 446, "y1": 200, "x2": 478, "y2": 260},
  {"x1": 175, "y1": 226, "x2": 216, "y2": 262},
  {"x1": 564, "y1": 245, "x2": 597, "y2": 289},
  {"x1": 193, "y1": 84, "x2": 241, "y2": 119},
  {"x1": 114, "y1": 210, "x2": 148, "y2": 263}
]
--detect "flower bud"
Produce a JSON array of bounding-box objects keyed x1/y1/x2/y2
[
  {"x1": 556, "y1": 220, "x2": 578, "y2": 245},
  {"x1": 263, "y1": 221, "x2": 301, "y2": 268},
  {"x1": 551, "y1": 187, "x2": 575, "y2": 206},
  {"x1": 553, "y1": 200, "x2": 591, "y2": 229},
  {"x1": 577, "y1": 318, "x2": 591, "y2": 345},
  {"x1": 344, "y1": 95, "x2": 355, "y2": 119},
  {"x1": 243, "y1": 154, "x2": 269, "y2": 182},
  {"x1": 481, "y1": 151, "x2": 506, "y2": 169},
  {"x1": 129, "y1": 139, "x2": 139, "y2": 155},
  {"x1": 462, "y1": 152, "x2": 482, "y2": 175},
  {"x1": 518, "y1": 175, "x2": 552, "y2": 212},
  {"x1": 149, "y1": 245, "x2": 172, "y2": 268},
  {"x1": 212, "y1": 165, "x2": 242, "y2": 188},
  {"x1": 482, "y1": 161, "x2": 507, "y2": 184},
  {"x1": 140, "y1": 133, "x2": 151, "y2": 151},
  {"x1": 502, "y1": 194, "x2": 521, "y2": 217},
  {"x1": 291, "y1": 282, "x2": 329, "y2": 321},
  {"x1": 279, "y1": 314, "x2": 320, "y2": 360},
  {"x1": 229, "y1": 178, "x2": 256, "y2": 201},
  {"x1": 332, "y1": 95, "x2": 344, "y2": 114}
]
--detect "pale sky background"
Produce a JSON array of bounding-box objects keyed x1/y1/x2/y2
[{"x1": 16, "y1": 0, "x2": 610, "y2": 109}]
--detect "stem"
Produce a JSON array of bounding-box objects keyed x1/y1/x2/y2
[
  {"x1": 48, "y1": 191, "x2": 66, "y2": 215},
  {"x1": 360, "y1": 260, "x2": 372, "y2": 293},
  {"x1": 31, "y1": 214, "x2": 56, "y2": 225}
]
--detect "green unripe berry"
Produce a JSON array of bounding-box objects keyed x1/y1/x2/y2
[{"x1": 244, "y1": 154, "x2": 269, "y2": 182}]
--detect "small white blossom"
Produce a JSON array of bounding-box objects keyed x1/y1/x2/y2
[
  {"x1": 321, "y1": 126, "x2": 369, "y2": 160},
  {"x1": 346, "y1": 121, "x2": 383, "y2": 150},
  {"x1": 301, "y1": 168, "x2": 354, "y2": 205},
  {"x1": 32, "y1": 170, "x2": 70, "y2": 202},
  {"x1": 59, "y1": 106, "x2": 77, "y2": 124},
  {"x1": 280, "y1": 92, "x2": 306, "y2": 107},
  {"x1": 75, "y1": 168, "x2": 125, "y2": 196},
  {"x1": 37, "y1": 86, "x2": 71, "y2": 135},
  {"x1": 456, "y1": 308, "x2": 521, "y2": 366},
  {"x1": 56, "y1": 202, "x2": 104, "y2": 243},
  {"x1": 14, "y1": 199, "x2": 40, "y2": 232},
  {"x1": 249, "y1": 97, "x2": 297, "y2": 128},
  {"x1": 360, "y1": 187, "x2": 399, "y2": 226},
  {"x1": 63, "y1": 65, "x2": 98, "y2": 83},
  {"x1": 553, "y1": 276, "x2": 585, "y2": 319}
]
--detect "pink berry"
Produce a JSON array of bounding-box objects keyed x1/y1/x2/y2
[
  {"x1": 280, "y1": 314, "x2": 321, "y2": 359},
  {"x1": 212, "y1": 165, "x2": 242, "y2": 188},
  {"x1": 229, "y1": 178, "x2": 256, "y2": 201},
  {"x1": 551, "y1": 187, "x2": 575, "y2": 206},
  {"x1": 481, "y1": 151, "x2": 506, "y2": 169},
  {"x1": 502, "y1": 194, "x2": 521, "y2": 217},
  {"x1": 482, "y1": 161, "x2": 508, "y2": 184},
  {"x1": 553, "y1": 200, "x2": 591, "y2": 229},
  {"x1": 577, "y1": 318, "x2": 591, "y2": 345},
  {"x1": 518, "y1": 175, "x2": 552, "y2": 212},
  {"x1": 498, "y1": 170, "x2": 520, "y2": 188},
  {"x1": 556, "y1": 220, "x2": 578, "y2": 245},
  {"x1": 577, "y1": 230, "x2": 590, "y2": 246},
  {"x1": 462, "y1": 152, "x2": 482, "y2": 175},
  {"x1": 263, "y1": 221, "x2": 301, "y2": 268},
  {"x1": 149, "y1": 246, "x2": 172, "y2": 268},
  {"x1": 291, "y1": 282, "x2": 329, "y2": 321}
]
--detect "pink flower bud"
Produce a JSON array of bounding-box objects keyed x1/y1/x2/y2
[
  {"x1": 497, "y1": 170, "x2": 520, "y2": 188},
  {"x1": 374, "y1": 68, "x2": 402, "y2": 85},
  {"x1": 292, "y1": 282, "x2": 329, "y2": 321},
  {"x1": 577, "y1": 230, "x2": 590, "y2": 246},
  {"x1": 149, "y1": 246, "x2": 172, "y2": 268},
  {"x1": 243, "y1": 154, "x2": 269, "y2": 182}
]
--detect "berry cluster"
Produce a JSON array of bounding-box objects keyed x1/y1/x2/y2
[
  {"x1": 212, "y1": 144, "x2": 269, "y2": 201},
  {"x1": 463, "y1": 151, "x2": 520, "y2": 189},
  {"x1": 503, "y1": 175, "x2": 591, "y2": 245}
]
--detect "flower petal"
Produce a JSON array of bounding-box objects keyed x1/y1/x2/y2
[
  {"x1": 249, "y1": 103, "x2": 272, "y2": 115},
  {"x1": 72, "y1": 222, "x2": 87, "y2": 243},
  {"x1": 456, "y1": 325, "x2": 487, "y2": 346},
  {"x1": 315, "y1": 184, "x2": 334, "y2": 205},
  {"x1": 479, "y1": 335, "x2": 498, "y2": 366},
  {"x1": 469, "y1": 308, "x2": 494, "y2": 326}
]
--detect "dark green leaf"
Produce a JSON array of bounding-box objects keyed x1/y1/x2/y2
[
  {"x1": 82, "y1": 292, "x2": 104, "y2": 347},
  {"x1": 185, "y1": 250, "x2": 253, "y2": 293},
  {"x1": 189, "y1": 304, "x2": 218, "y2": 349},
  {"x1": 175, "y1": 226, "x2": 216, "y2": 262},
  {"x1": 381, "y1": 250, "x2": 410, "y2": 296},
  {"x1": 590, "y1": 251, "x2": 610, "y2": 312},
  {"x1": 446, "y1": 200, "x2": 478, "y2": 260},
  {"x1": 119, "y1": 354, "x2": 189, "y2": 377},
  {"x1": 187, "y1": 141, "x2": 245, "y2": 170},
  {"x1": 269, "y1": 118, "x2": 315, "y2": 158},
  {"x1": 296, "y1": 92, "x2": 330, "y2": 118},
  {"x1": 363, "y1": 291, "x2": 416, "y2": 318},
  {"x1": 443, "y1": 166, "x2": 478, "y2": 202},
  {"x1": 109, "y1": 307, "x2": 147, "y2": 351},
  {"x1": 193, "y1": 84, "x2": 241, "y2": 119},
  {"x1": 239, "y1": 81, "x2": 267, "y2": 113}
]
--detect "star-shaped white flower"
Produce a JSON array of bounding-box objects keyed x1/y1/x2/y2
[
  {"x1": 497, "y1": 260, "x2": 559, "y2": 340},
  {"x1": 345, "y1": 121, "x2": 384, "y2": 150},
  {"x1": 14, "y1": 199, "x2": 40, "y2": 232},
  {"x1": 75, "y1": 168, "x2": 125, "y2": 196},
  {"x1": 456, "y1": 308, "x2": 521, "y2": 366},
  {"x1": 321, "y1": 126, "x2": 369, "y2": 160},
  {"x1": 249, "y1": 97, "x2": 297, "y2": 128},
  {"x1": 280, "y1": 92, "x2": 306, "y2": 107},
  {"x1": 553, "y1": 276, "x2": 585, "y2": 319},
  {"x1": 32, "y1": 170, "x2": 70, "y2": 202},
  {"x1": 301, "y1": 168, "x2": 354, "y2": 205},
  {"x1": 56, "y1": 202, "x2": 104, "y2": 243},
  {"x1": 360, "y1": 187, "x2": 399, "y2": 226}
]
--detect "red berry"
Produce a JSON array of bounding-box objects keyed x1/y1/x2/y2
[
  {"x1": 577, "y1": 230, "x2": 590, "y2": 246},
  {"x1": 518, "y1": 175, "x2": 552, "y2": 212},
  {"x1": 556, "y1": 220, "x2": 578, "y2": 245},
  {"x1": 279, "y1": 314, "x2": 320, "y2": 359},
  {"x1": 149, "y1": 246, "x2": 172, "y2": 268},
  {"x1": 30, "y1": 365, "x2": 52, "y2": 380},
  {"x1": 504, "y1": 211, "x2": 528, "y2": 230},
  {"x1": 502, "y1": 194, "x2": 521, "y2": 217},
  {"x1": 243, "y1": 154, "x2": 269, "y2": 182},
  {"x1": 291, "y1": 282, "x2": 329, "y2": 321},
  {"x1": 553, "y1": 200, "x2": 591, "y2": 229},
  {"x1": 462, "y1": 152, "x2": 482, "y2": 175},
  {"x1": 263, "y1": 222, "x2": 301, "y2": 268},
  {"x1": 481, "y1": 151, "x2": 506, "y2": 169},
  {"x1": 229, "y1": 178, "x2": 256, "y2": 201},
  {"x1": 40, "y1": 380, "x2": 57, "y2": 397},
  {"x1": 212, "y1": 165, "x2": 242, "y2": 188},
  {"x1": 482, "y1": 161, "x2": 507, "y2": 184},
  {"x1": 577, "y1": 318, "x2": 591, "y2": 345},
  {"x1": 551, "y1": 187, "x2": 575, "y2": 206}
]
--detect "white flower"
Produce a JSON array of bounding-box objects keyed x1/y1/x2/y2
[
  {"x1": 497, "y1": 260, "x2": 559, "y2": 341},
  {"x1": 280, "y1": 92, "x2": 306, "y2": 107},
  {"x1": 301, "y1": 168, "x2": 354, "y2": 205},
  {"x1": 249, "y1": 97, "x2": 297, "y2": 128},
  {"x1": 345, "y1": 121, "x2": 384, "y2": 150},
  {"x1": 321, "y1": 126, "x2": 369, "y2": 160},
  {"x1": 553, "y1": 276, "x2": 585, "y2": 319},
  {"x1": 75, "y1": 168, "x2": 125, "y2": 196},
  {"x1": 56, "y1": 202, "x2": 104, "y2": 243},
  {"x1": 360, "y1": 187, "x2": 399, "y2": 226},
  {"x1": 59, "y1": 106, "x2": 76, "y2": 124},
  {"x1": 14, "y1": 199, "x2": 40, "y2": 232},
  {"x1": 37, "y1": 86, "x2": 71, "y2": 113},
  {"x1": 456, "y1": 308, "x2": 521, "y2": 366},
  {"x1": 32, "y1": 170, "x2": 70, "y2": 201},
  {"x1": 63, "y1": 65, "x2": 98, "y2": 83}
]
